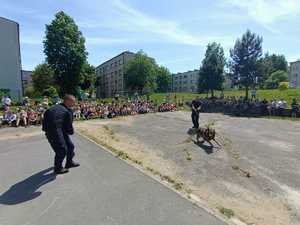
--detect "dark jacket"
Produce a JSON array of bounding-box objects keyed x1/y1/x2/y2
[
  {"x1": 191, "y1": 99, "x2": 202, "y2": 114},
  {"x1": 42, "y1": 104, "x2": 74, "y2": 135}
]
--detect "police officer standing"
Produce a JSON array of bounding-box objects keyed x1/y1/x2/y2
[
  {"x1": 42, "y1": 94, "x2": 80, "y2": 174},
  {"x1": 191, "y1": 97, "x2": 202, "y2": 129}
]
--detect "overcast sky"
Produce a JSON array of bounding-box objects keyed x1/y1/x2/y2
[{"x1": 1, "y1": 0, "x2": 300, "y2": 73}]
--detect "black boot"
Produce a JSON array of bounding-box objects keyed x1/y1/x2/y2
[
  {"x1": 65, "y1": 161, "x2": 80, "y2": 169},
  {"x1": 54, "y1": 168, "x2": 69, "y2": 174}
]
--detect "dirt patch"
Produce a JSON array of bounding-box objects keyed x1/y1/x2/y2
[{"x1": 75, "y1": 112, "x2": 300, "y2": 225}]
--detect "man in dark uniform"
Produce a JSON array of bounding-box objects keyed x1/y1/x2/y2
[
  {"x1": 42, "y1": 94, "x2": 79, "y2": 174},
  {"x1": 191, "y1": 97, "x2": 202, "y2": 129}
]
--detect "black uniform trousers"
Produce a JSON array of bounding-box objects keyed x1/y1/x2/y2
[
  {"x1": 191, "y1": 111, "x2": 199, "y2": 128},
  {"x1": 46, "y1": 129, "x2": 75, "y2": 170}
]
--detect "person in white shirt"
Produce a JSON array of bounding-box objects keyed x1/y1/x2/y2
[
  {"x1": 2, "y1": 110, "x2": 17, "y2": 126},
  {"x1": 277, "y1": 99, "x2": 287, "y2": 116},
  {"x1": 2, "y1": 96, "x2": 11, "y2": 108}
]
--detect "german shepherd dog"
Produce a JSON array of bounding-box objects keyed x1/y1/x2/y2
[{"x1": 187, "y1": 127, "x2": 221, "y2": 147}]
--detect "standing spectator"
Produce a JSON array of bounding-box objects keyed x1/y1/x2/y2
[
  {"x1": 53, "y1": 96, "x2": 61, "y2": 105},
  {"x1": 268, "y1": 98, "x2": 277, "y2": 116},
  {"x1": 261, "y1": 99, "x2": 269, "y2": 116},
  {"x1": 2, "y1": 95, "x2": 12, "y2": 109},
  {"x1": 219, "y1": 90, "x2": 224, "y2": 99},
  {"x1": 22, "y1": 97, "x2": 30, "y2": 108},
  {"x1": 291, "y1": 98, "x2": 299, "y2": 118},
  {"x1": 251, "y1": 88, "x2": 257, "y2": 100},
  {"x1": 277, "y1": 99, "x2": 287, "y2": 116}
]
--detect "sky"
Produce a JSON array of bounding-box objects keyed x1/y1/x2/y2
[{"x1": 1, "y1": 0, "x2": 300, "y2": 73}]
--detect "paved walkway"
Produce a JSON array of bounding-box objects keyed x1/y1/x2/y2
[{"x1": 0, "y1": 132, "x2": 226, "y2": 225}]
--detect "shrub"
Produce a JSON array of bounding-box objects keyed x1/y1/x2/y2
[
  {"x1": 278, "y1": 82, "x2": 289, "y2": 91},
  {"x1": 24, "y1": 86, "x2": 40, "y2": 98},
  {"x1": 0, "y1": 89, "x2": 10, "y2": 98}
]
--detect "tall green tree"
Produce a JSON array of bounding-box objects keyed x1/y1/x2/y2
[
  {"x1": 198, "y1": 42, "x2": 226, "y2": 97},
  {"x1": 79, "y1": 63, "x2": 96, "y2": 92},
  {"x1": 259, "y1": 53, "x2": 288, "y2": 86},
  {"x1": 124, "y1": 51, "x2": 157, "y2": 94},
  {"x1": 230, "y1": 30, "x2": 263, "y2": 99},
  {"x1": 155, "y1": 66, "x2": 171, "y2": 93},
  {"x1": 31, "y1": 63, "x2": 55, "y2": 95},
  {"x1": 44, "y1": 11, "x2": 87, "y2": 96}
]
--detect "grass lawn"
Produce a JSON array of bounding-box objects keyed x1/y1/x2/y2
[{"x1": 150, "y1": 88, "x2": 300, "y2": 105}]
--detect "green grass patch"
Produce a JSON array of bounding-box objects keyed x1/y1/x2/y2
[
  {"x1": 219, "y1": 207, "x2": 235, "y2": 218},
  {"x1": 149, "y1": 89, "x2": 300, "y2": 105}
]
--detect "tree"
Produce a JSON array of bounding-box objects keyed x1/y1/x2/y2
[
  {"x1": 124, "y1": 51, "x2": 157, "y2": 94},
  {"x1": 44, "y1": 11, "x2": 87, "y2": 96},
  {"x1": 155, "y1": 66, "x2": 171, "y2": 93},
  {"x1": 79, "y1": 63, "x2": 96, "y2": 93},
  {"x1": 31, "y1": 63, "x2": 55, "y2": 95},
  {"x1": 264, "y1": 70, "x2": 288, "y2": 89},
  {"x1": 43, "y1": 86, "x2": 59, "y2": 97},
  {"x1": 198, "y1": 42, "x2": 226, "y2": 97},
  {"x1": 259, "y1": 53, "x2": 288, "y2": 86},
  {"x1": 230, "y1": 30, "x2": 263, "y2": 99}
]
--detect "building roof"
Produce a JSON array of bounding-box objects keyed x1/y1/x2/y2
[
  {"x1": 96, "y1": 51, "x2": 135, "y2": 68},
  {"x1": 172, "y1": 69, "x2": 199, "y2": 76},
  {"x1": 0, "y1": 16, "x2": 19, "y2": 25},
  {"x1": 291, "y1": 60, "x2": 300, "y2": 65}
]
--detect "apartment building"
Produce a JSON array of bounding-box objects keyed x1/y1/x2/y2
[
  {"x1": 96, "y1": 51, "x2": 135, "y2": 98},
  {"x1": 289, "y1": 61, "x2": 300, "y2": 88},
  {"x1": 0, "y1": 17, "x2": 22, "y2": 100},
  {"x1": 22, "y1": 70, "x2": 33, "y2": 91},
  {"x1": 172, "y1": 70, "x2": 200, "y2": 93}
]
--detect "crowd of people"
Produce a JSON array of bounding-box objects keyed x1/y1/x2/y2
[
  {"x1": 0, "y1": 95, "x2": 177, "y2": 128},
  {"x1": 1, "y1": 93, "x2": 299, "y2": 128},
  {"x1": 198, "y1": 96, "x2": 299, "y2": 117}
]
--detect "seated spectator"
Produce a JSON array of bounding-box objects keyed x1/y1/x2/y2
[
  {"x1": 27, "y1": 109, "x2": 38, "y2": 125},
  {"x1": 42, "y1": 96, "x2": 49, "y2": 107},
  {"x1": 73, "y1": 106, "x2": 82, "y2": 119},
  {"x1": 16, "y1": 108, "x2": 28, "y2": 127},
  {"x1": 2, "y1": 110, "x2": 17, "y2": 126}
]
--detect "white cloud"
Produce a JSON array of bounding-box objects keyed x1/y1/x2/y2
[
  {"x1": 109, "y1": 0, "x2": 232, "y2": 47},
  {"x1": 223, "y1": 0, "x2": 300, "y2": 25},
  {"x1": 76, "y1": 0, "x2": 235, "y2": 48},
  {"x1": 110, "y1": 0, "x2": 202, "y2": 45},
  {"x1": 85, "y1": 37, "x2": 131, "y2": 45}
]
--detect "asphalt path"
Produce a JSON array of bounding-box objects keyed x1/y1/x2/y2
[{"x1": 0, "y1": 131, "x2": 226, "y2": 225}]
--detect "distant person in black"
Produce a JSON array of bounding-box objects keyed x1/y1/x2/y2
[
  {"x1": 191, "y1": 97, "x2": 202, "y2": 129},
  {"x1": 42, "y1": 95, "x2": 80, "y2": 174}
]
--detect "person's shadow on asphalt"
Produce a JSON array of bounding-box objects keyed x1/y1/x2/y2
[{"x1": 0, "y1": 167, "x2": 56, "y2": 205}]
